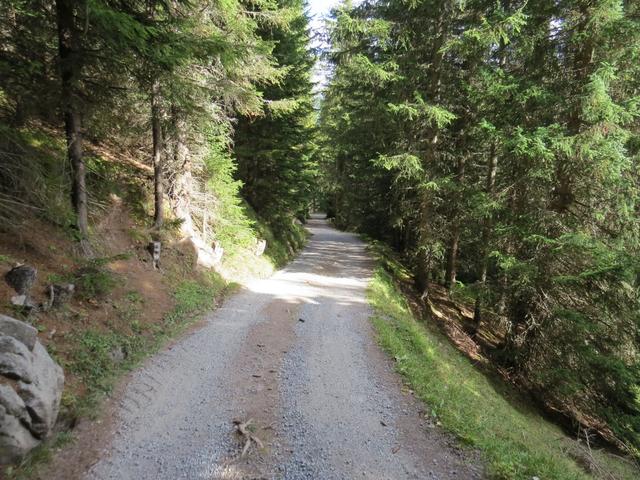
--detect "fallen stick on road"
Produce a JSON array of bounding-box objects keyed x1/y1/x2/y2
[{"x1": 233, "y1": 418, "x2": 264, "y2": 457}]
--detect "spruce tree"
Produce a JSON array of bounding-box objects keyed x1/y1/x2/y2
[{"x1": 233, "y1": 0, "x2": 317, "y2": 234}]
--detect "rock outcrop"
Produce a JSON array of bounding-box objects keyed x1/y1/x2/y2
[
  {"x1": 177, "y1": 236, "x2": 223, "y2": 268},
  {"x1": 0, "y1": 314, "x2": 64, "y2": 464},
  {"x1": 255, "y1": 239, "x2": 267, "y2": 257}
]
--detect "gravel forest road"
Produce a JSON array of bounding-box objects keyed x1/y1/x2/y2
[{"x1": 82, "y1": 215, "x2": 483, "y2": 480}]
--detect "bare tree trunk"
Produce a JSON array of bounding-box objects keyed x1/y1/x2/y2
[
  {"x1": 473, "y1": 143, "x2": 498, "y2": 324},
  {"x1": 170, "y1": 108, "x2": 194, "y2": 236},
  {"x1": 415, "y1": 189, "x2": 433, "y2": 294},
  {"x1": 56, "y1": 0, "x2": 90, "y2": 254},
  {"x1": 444, "y1": 224, "x2": 459, "y2": 289},
  {"x1": 151, "y1": 79, "x2": 164, "y2": 229},
  {"x1": 445, "y1": 154, "x2": 466, "y2": 290},
  {"x1": 335, "y1": 156, "x2": 346, "y2": 227}
]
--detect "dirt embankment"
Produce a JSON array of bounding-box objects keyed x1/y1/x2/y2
[{"x1": 0, "y1": 200, "x2": 215, "y2": 476}]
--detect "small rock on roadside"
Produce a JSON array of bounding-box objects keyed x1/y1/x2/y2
[
  {"x1": 4, "y1": 265, "x2": 37, "y2": 295},
  {"x1": 47, "y1": 283, "x2": 75, "y2": 308},
  {"x1": 108, "y1": 346, "x2": 126, "y2": 364},
  {"x1": 10, "y1": 295, "x2": 36, "y2": 311}
]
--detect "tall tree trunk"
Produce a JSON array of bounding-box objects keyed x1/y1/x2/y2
[
  {"x1": 151, "y1": 79, "x2": 164, "y2": 229},
  {"x1": 553, "y1": 5, "x2": 594, "y2": 213},
  {"x1": 445, "y1": 154, "x2": 466, "y2": 290},
  {"x1": 416, "y1": 189, "x2": 433, "y2": 293},
  {"x1": 445, "y1": 223, "x2": 459, "y2": 289},
  {"x1": 473, "y1": 142, "x2": 499, "y2": 324},
  {"x1": 170, "y1": 108, "x2": 193, "y2": 236},
  {"x1": 415, "y1": 3, "x2": 452, "y2": 294},
  {"x1": 335, "y1": 155, "x2": 345, "y2": 227},
  {"x1": 473, "y1": 30, "x2": 508, "y2": 323},
  {"x1": 56, "y1": 0, "x2": 90, "y2": 252}
]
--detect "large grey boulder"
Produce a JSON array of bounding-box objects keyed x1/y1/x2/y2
[
  {"x1": 4, "y1": 265, "x2": 37, "y2": 296},
  {"x1": 0, "y1": 316, "x2": 64, "y2": 464},
  {"x1": 0, "y1": 405, "x2": 39, "y2": 464},
  {"x1": 0, "y1": 315, "x2": 37, "y2": 350}
]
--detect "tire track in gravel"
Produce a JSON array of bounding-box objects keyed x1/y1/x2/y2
[{"x1": 55, "y1": 215, "x2": 483, "y2": 479}]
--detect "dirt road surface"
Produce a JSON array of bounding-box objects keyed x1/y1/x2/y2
[{"x1": 51, "y1": 216, "x2": 483, "y2": 479}]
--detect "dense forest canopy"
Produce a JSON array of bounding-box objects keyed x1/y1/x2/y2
[{"x1": 318, "y1": 0, "x2": 640, "y2": 457}]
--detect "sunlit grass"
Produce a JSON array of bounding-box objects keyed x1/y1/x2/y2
[{"x1": 368, "y1": 263, "x2": 639, "y2": 480}]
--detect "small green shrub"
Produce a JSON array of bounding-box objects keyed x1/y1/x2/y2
[
  {"x1": 73, "y1": 259, "x2": 119, "y2": 299},
  {"x1": 127, "y1": 227, "x2": 149, "y2": 244},
  {"x1": 165, "y1": 271, "x2": 225, "y2": 326},
  {"x1": 46, "y1": 272, "x2": 72, "y2": 284}
]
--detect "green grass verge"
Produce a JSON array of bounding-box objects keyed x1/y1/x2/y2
[
  {"x1": 367, "y1": 256, "x2": 639, "y2": 479},
  {"x1": 65, "y1": 269, "x2": 230, "y2": 418},
  {"x1": 219, "y1": 204, "x2": 309, "y2": 280}
]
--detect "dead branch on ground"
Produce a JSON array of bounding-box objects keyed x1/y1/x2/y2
[{"x1": 233, "y1": 418, "x2": 264, "y2": 458}]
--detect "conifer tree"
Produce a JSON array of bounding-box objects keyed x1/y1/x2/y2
[
  {"x1": 233, "y1": 0, "x2": 317, "y2": 233},
  {"x1": 55, "y1": 0, "x2": 89, "y2": 247}
]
